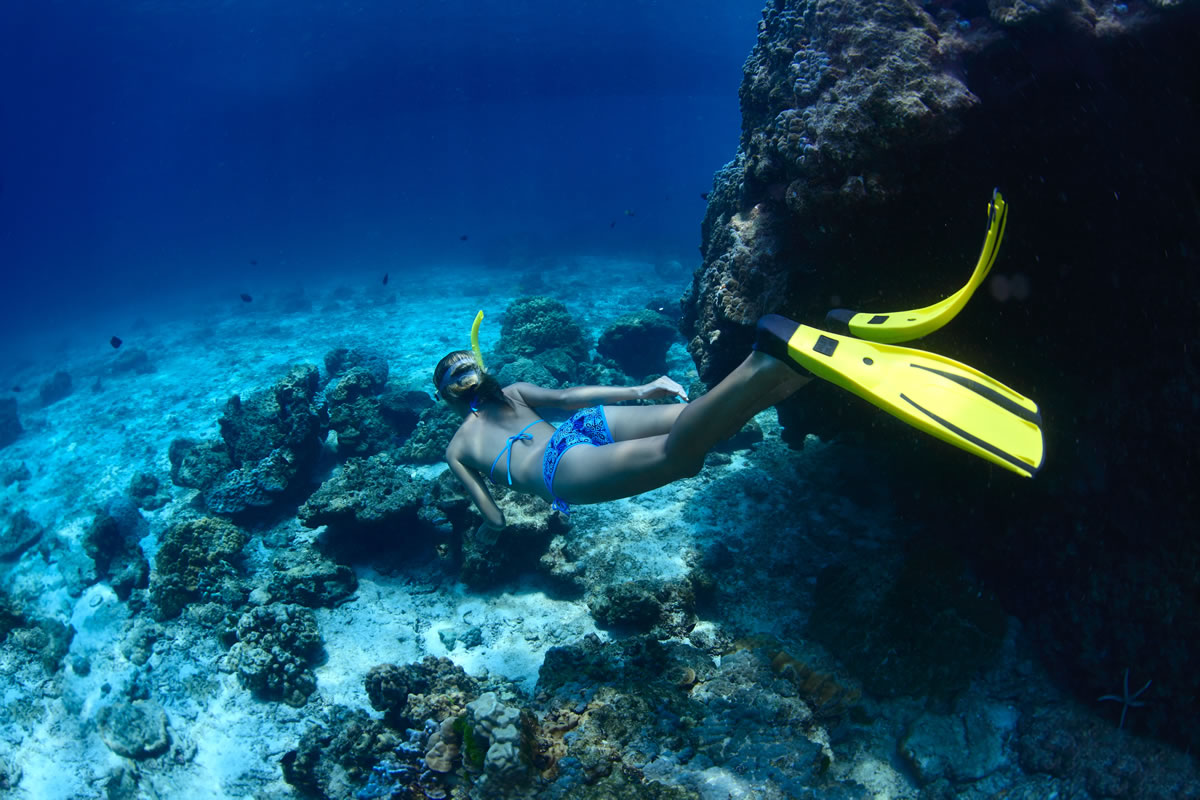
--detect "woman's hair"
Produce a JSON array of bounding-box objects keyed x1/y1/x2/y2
[{"x1": 433, "y1": 350, "x2": 507, "y2": 408}]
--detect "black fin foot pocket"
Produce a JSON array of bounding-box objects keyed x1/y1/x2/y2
[{"x1": 754, "y1": 315, "x2": 812, "y2": 377}]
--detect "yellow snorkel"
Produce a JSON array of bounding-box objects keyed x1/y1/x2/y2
[{"x1": 470, "y1": 310, "x2": 487, "y2": 372}]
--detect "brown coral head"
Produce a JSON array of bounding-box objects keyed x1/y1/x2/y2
[{"x1": 424, "y1": 739, "x2": 459, "y2": 773}]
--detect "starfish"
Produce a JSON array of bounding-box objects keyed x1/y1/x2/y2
[{"x1": 1098, "y1": 667, "x2": 1152, "y2": 729}]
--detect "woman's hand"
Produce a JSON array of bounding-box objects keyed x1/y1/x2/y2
[{"x1": 638, "y1": 376, "x2": 689, "y2": 403}]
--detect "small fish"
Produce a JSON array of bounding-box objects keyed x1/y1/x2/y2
[
  {"x1": 110, "y1": 336, "x2": 122, "y2": 349},
  {"x1": 10, "y1": 385, "x2": 20, "y2": 393},
  {"x1": 700, "y1": 192, "x2": 709, "y2": 201},
  {"x1": 459, "y1": 234, "x2": 469, "y2": 241},
  {"x1": 624, "y1": 209, "x2": 635, "y2": 217},
  {"x1": 240, "y1": 293, "x2": 253, "y2": 303},
  {"x1": 609, "y1": 221, "x2": 616, "y2": 228},
  {"x1": 249, "y1": 259, "x2": 258, "y2": 265},
  {"x1": 382, "y1": 273, "x2": 389, "y2": 285}
]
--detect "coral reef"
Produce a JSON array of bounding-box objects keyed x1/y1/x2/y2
[
  {"x1": 378, "y1": 387, "x2": 434, "y2": 448},
  {"x1": 459, "y1": 487, "x2": 569, "y2": 588},
  {"x1": 596, "y1": 310, "x2": 680, "y2": 378},
  {"x1": 325, "y1": 366, "x2": 394, "y2": 456},
  {"x1": 95, "y1": 700, "x2": 171, "y2": 759},
  {"x1": 323, "y1": 345, "x2": 389, "y2": 386},
  {"x1": 498, "y1": 296, "x2": 589, "y2": 372},
  {"x1": 465, "y1": 691, "x2": 528, "y2": 794},
  {"x1": 297, "y1": 452, "x2": 427, "y2": 552},
  {"x1": 6, "y1": 615, "x2": 74, "y2": 673},
  {"x1": 168, "y1": 364, "x2": 328, "y2": 517},
  {"x1": 683, "y1": 0, "x2": 1200, "y2": 752},
  {"x1": 265, "y1": 546, "x2": 357, "y2": 607},
  {"x1": 149, "y1": 516, "x2": 248, "y2": 620},
  {"x1": 220, "y1": 603, "x2": 324, "y2": 706},
  {"x1": 282, "y1": 706, "x2": 403, "y2": 797},
  {"x1": 395, "y1": 403, "x2": 460, "y2": 464}
]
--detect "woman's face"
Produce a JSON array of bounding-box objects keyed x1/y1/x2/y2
[{"x1": 439, "y1": 357, "x2": 480, "y2": 400}]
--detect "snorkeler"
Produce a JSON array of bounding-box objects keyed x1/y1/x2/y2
[{"x1": 438, "y1": 191, "x2": 1044, "y2": 529}]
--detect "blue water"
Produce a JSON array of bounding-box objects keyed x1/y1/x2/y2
[{"x1": 0, "y1": 0, "x2": 759, "y2": 348}]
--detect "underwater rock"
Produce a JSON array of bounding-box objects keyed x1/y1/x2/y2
[
  {"x1": 221, "y1": 603, "x2": 323, "y2": 707},
  {"x1": 267, "y1": 546, "x2": 357, "y2": 608},
  {"x1": 127, "y1": 470, "x2": 170, "y2": 510},
  {"x1": 37, "y1": 370, "x2": 72, "y2": 407},
  {"x1": 101, "y1": 765, "x2": 139, "y2": 800},
  {"x1": 459, "y1": 487, "x2": 569, "y2": 589},
  {"x1": 712, "y1": 417, "x2": 763, "y2": 454},
  {"x1": 686, "y1": 3, "x2": 1200, "y2": 755},
  {"x1": 167, "y1": 364, "x2": 329, "y2": 515},
  {"x1": 149, "y1": 516, "x2": 248, "y2": 620},
  {"x1": 167, "y1": 437, "x2": 233, "y2": 492},
  {"x1": 494, "y1": 356, "x2": 560, "y2": 390},
  {"x1": 82, "y1": 497, "x2": 149, "y2": 600},
  {"x1": 899, "y1": 703, "x2": 1010, "y2": 786},
  {"x1": 323, "y1": 345, "x2": 389, "y2": 386},
  {"x1": 596, "y1": 309, "x2": 679, "y2": 378},
  {"x1": 589, "y1": 579, "x2": 697, "y2": 638},
  {"x1": 394, "y1": 403, "x2": 460, "y2": 464},
  {"x1": 497, "y1": 296, "x2": 589, "y2": 367},
  {"x1": 0, "y1": 508, "x2": 43, "y2": 561},
  {"x1": 201, "y1": 364, "x2": 328, "y2": 516},
  {"x1": 589, "y1": 580, "x2": 664, "y2": 632},
  {"x1": 110, "y1": 347, "x2": 156, "y2": 375},
  {"x1": 298, "y1": 452, "x2": 426, "y2": 554},
  {"x1": 378, "y1": 387, "x2": 433, "y2": 444},
  {"x1": 95, "y1": 700, "x2": 170, "y2": 759},
  {"x1": 807, "y1": 539, "x2": 1006, "y2": 699},
  {"x1": 203, "y1": 447, "x2": 297, "y2": 516},
  {"x1": 534, "y1": 635, "x2": 848, "y2": 797},
  {"x1": 0, "y1": 398, "x2": 20, "y2": 449},
  {"x1": 326, "y1": 367, "x2": 393, "y2": 456},
  {"x1": 364, "y1": 656, "x2": 481, "y2": 728},
  {"x1": 9, "y1": 616, "x2": 74, "y2": 673}
]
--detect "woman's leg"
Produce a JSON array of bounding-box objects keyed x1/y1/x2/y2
[
  {"x1": 602, "y1": 404, "x2": 686, "y2": 441},
  {"x1": 663, "y1": 351, "x2": 809, "y2": 472},
  {"x1": 551, "y1": 352, "x2": 809, "y2": 504}
]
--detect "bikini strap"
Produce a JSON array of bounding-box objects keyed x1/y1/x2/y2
[{"x1": 489, "y1": 420, "x2": 542, "y2": 485}]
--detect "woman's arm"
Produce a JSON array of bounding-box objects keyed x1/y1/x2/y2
[
  {"x1": 445, "y1": 445, "x2": 505, "y2": 529},
  {"x1": 511, "y1": 377, "x2": 687, "y2": 410}
]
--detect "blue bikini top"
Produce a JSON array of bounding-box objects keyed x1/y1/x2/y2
[{"x1": 488, "y1": 420, "x2": 542, "y2": 485}]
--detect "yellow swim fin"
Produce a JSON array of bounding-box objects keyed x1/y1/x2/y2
[
  {"x1": 825, "y1": 189, "x2": 1008, "y2": 344},
  {"x1": 755, "y1": 314, "x2": 1043, "y2": 477}
]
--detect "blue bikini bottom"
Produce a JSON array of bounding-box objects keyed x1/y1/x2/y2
[{"x1": 542, "y1": 406, "x2": 613, "y2": 513}]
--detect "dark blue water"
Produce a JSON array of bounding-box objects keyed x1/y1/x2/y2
[{"x1": 0, "y1": 0, "x2": 759, "y2": 348}]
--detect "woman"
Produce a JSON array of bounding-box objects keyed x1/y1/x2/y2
[{"x1": 434, "y1": 343, "x2": 809, "y2": 530}]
